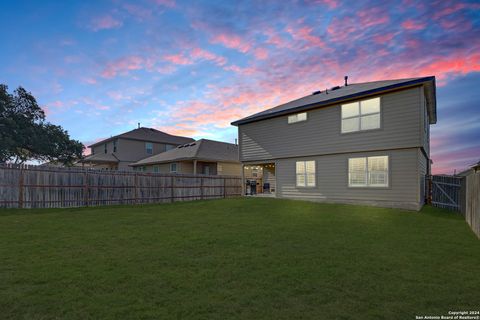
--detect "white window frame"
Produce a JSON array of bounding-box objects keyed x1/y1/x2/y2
[
  {"x1": 145, "y1": 142, "x2": 153, "y2": 154},
  {"x1": 341, "y1": 97, "x2": 381, "y2": 133},
  {"x1": 348, "y1": 156, "x2": 389, "y2": 188},
  {"x1": 170, "y1": 163, "x2": 177, "y2": 173},
  {"x1": 296, "y1": 160, "x2": 316, "y2": 187},
  {"x1": 288, "y1": 112, "x2": 307, "y2": 124}
]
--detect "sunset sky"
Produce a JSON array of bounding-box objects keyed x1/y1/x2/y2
[{"x1": 0, "y1": 0, "x2": 479, "y2": 174}]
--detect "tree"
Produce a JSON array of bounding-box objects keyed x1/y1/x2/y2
[{"x1": 0, "y1": 84, "x2": 84, "y2": 165}]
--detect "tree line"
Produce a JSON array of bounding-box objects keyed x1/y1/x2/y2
[{"x1": 0, "y1": 84, "x2": 83, "y2": 165}]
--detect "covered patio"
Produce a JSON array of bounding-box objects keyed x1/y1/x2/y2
[{"x1": 242, "y1": 162, "x2": 276, "y2": 196}]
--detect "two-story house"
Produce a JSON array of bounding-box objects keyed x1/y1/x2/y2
[
  {"x1": 231, "y1": 77, "x2": 437, "y2": 210},
  {"x1": 81, "y1": 127, "x2": 194, "y2": 170}
]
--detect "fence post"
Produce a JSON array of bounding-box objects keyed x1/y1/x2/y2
[
  {"x1": 170, "y1": 175, "x2": 174, "y2": 203},
  {"x1": 134, "y1": 173, "x2": 138, "y2": 204},
  {"x1": 18, "y1": 166, "x2": 24, "y2": 209},
  {"x1": 84, "y1": 170, "x2": 89, "y2": 207},
  {"x1": 223, "y1": 177, "x2": 226, "y2": 198}
]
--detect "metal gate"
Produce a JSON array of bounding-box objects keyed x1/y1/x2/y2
[{"x1": 428, "y1": 175, "x2": 463, "y2": 212}]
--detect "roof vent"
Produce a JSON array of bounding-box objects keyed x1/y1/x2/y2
[
  {"x1": 312, "y1": 90, "x2": 322, "y2": 95},
  {"x1": 331, "y1": 86, "x2": 340, "y2": 91},
  {"x1": 344, "y1": 75, "x2": 348, "y2": 86}
]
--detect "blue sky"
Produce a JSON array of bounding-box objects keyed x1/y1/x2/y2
[{"x1": 0, "y1": 0, "x2": 479, "y2": 173}]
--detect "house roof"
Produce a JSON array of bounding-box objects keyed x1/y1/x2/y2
[
  {"x1": 130, "y1": 139, "x2": 239, "y2": 166},
  {"x1": 81, "y1": 153, "x2": 119, "y2": 163},
  {"x1": 231, "y1": 76, "x2": 437, "y2": 126},
  {"x1": 89, "y1": 127, "x2": 194, "y2": 148}
]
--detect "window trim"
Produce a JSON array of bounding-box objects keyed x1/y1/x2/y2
[
  {"x1": 170, "y1": 162, "x2": 177, "y2": 173},
  {"x1": 296, "y1": 160, "x2": 316, "y2": 188},
  {"x1": 341, "y1": 97, "x2": 382, "y2": 134},
  {"x1": 104, "y1": 143, "x2": 107, "y2": 154},
  {"x1": 113, "y1": 139, "x2": 117, "y2": 153},
  {"x1": 288, "y1": 112, "x2": 308, "y2": 124},
  {"x1": 348, "y1": 155, "x2": 389, "y2": 188}
]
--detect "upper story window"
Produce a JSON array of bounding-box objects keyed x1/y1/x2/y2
[
  {"x1": 348, "y1": 156, "x2": 389, "y2": 187},
  {"x1": 296, "y1": 160, "x2": 316, "y2": 187},
  {"x1": 104, "y1": 143, "x2": 107, "y2": 154},
  {"x1": 288, "y1": 112, "x2": 307, "y2": 124},
  {"x1": 341, "y1": 97, "x2": 380, "y2": 133},
  {"x1": 165, "y1": 144, "x2": 175, "y2": 151},
  {"x1": 170, "y1": 163, "x2": 177, "y2": 173},
  {"x1": 145, "y1": 142, "x2": 153, "y2": 155},
  {"x1": 113, "y1": 139, "x2": 117, "y2": 153}
]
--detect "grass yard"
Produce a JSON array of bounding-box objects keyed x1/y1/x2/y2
[{"x1": 0, "y1": 198, "x2": 479, "y2": 319}]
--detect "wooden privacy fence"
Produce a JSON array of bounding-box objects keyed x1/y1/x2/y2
[
  {"x1": 428, "y1": 173, "x2": 480, "y2": 239},
  {"x1": 0, "y1": 164, "x2": 242, "y2": 209},
  {"x1": 462, "y1": 171, "x2": 480, "y2": 238}
]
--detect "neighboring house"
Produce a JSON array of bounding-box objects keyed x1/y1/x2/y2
[
  {"x1": 81, "y1": 127, "x2": 194, "y2": 170},
  {"x1": 130, "y1": 139, "x2": 241, "y2": 175},
  {"x1": 231, "y1": 76, "x2": 437, "y2": 210}
]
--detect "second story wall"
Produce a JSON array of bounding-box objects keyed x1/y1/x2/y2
[
  {"x1": 90, "y1": 139, "x2": 177, "y2": 162},
  {"x1": 116, "y1": 139, "x2": 171, "y2": 162},
  {"x1": 239, "y1": 86, "x2": 424, "y2": 162}
]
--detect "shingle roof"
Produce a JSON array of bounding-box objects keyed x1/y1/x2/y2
[
  {"x1": 231, "y1": 76, "x2": 436, "y2": 126},
  {"x1": 81, "y1": 153, "x2": 119, "y2": 163},
  {"x1": 130, "y1": 139, "x2": 239, "y2": 166},
  {"x1": 89, "y1": 127, "x2": 194, "y2": 147}
]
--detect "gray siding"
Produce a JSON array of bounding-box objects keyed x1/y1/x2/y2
[
  {"x1": 239, "y1": 87, "x2": 422, "y2": 162},
  {"x1": 275, "y1": 148, "x2": 421, "y2": 210}
]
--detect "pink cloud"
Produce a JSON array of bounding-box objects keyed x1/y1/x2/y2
[
  {"x1": 223, "y1": 65, "x2": 257, "y2": 76},
  {"x1": 432, "y1": 2, "x2": 479, "y2": 20},
  {"x1": 287, "y1": 26, "x2": 325, "y2": 49},
  {"x1": 263, "y1": 29, "x2": 291, "y2": 48},
  {"x1": 254, "y1": 48, "x2": 268, "y2": 60},
  {"x1": 211, "y1": 33, "x2": 251, "y2": 53},
  {"x1": 314, "y1": 0, "x2": 338, "y2": 9},
  {"x1": 401, "y1": 19, "x2": 426, "y2": 30},
  {"x1": 164, "y1": 54, "x2": 193, "y2": 65},
  {"x1": 82, "y1": 77, "x2": 97, "y2": 85},
  {"x1": 190, "y1": 48, "x2": 227, "y2": 66},
  {"x1": 89, "y1": 15, "x2": 122, "y2": 31},
  {"x1": 101, "y1": 55, "x2": 144, "y2": 78},
  {"x1": 357, "y1": 8, "x2": 390, "y2": 28},
  {"x1": 373, "y1": 32, "x2": 396, "y2": 44}
]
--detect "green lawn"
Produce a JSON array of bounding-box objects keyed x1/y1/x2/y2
[{"x1": 0, "y1": 198, "x2": 479, "y2": 319}]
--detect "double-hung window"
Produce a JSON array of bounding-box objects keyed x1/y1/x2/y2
[
  {"x1": 341, "y1": 97, "x2": 380, "y2": 133},
  {"x1": 288, "y1": 112, "x2": 307, "y2": 124},
  {"x1": 296, "y1": 161, "x2": 316, "y2": 187},
  {"x1": 145, "y1": 142, "x2": 153, "y2": 155},
  {"x1": 348, "y1": 156, "x2": 389, "y2": 187},
  {"x1": 170, "y1": 163, "x2": 177, "y2": 173}
]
